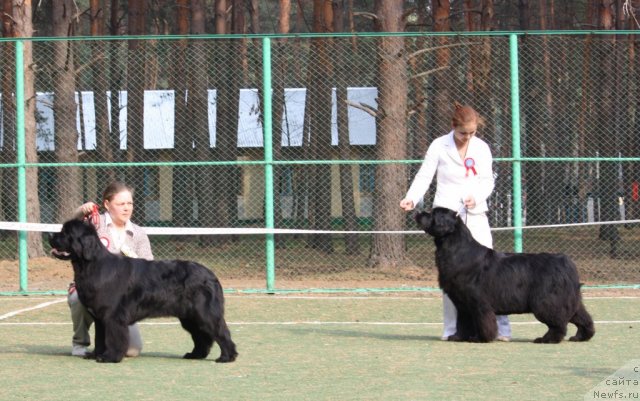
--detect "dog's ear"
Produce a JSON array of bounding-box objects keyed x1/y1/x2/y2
[
  {"x1": 415, "y1": 211, "x2": 432, "y2": 231},
  {"x1": 69, "y1": 232, "x2": 86, "y2": 260},
  {"x1": 79, "y1": 234, "x2": 103, "y2": 261},
  {"x1": 67, "y1": 222, "x2": 102, "y2": 261}
]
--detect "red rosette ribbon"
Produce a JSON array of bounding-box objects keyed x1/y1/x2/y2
[{"x1": 464, "y1": 157, "x2": 477, "y2": 177}]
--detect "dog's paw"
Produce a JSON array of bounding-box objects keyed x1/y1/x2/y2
[
  {"x1": 95, "y1": 353, "x2": 123, "y2": 363},
  {"x1": 215, "y1": 352, "x2": 238, "y2": 363},
  {"x1": 183, "y1": 352, "x2": 207, "y2": 360},
  {"x1": 533, "y1": 336, "x2": 562, "y2": 344},
  {"x1": 83, "y1": 351, "x2": 96, "y2": 360}
]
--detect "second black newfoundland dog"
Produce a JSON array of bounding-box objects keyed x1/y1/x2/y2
[
  {"x1": 49, "y1": 219, "x2": 238, "y2": 363},
  {"x1": 416, "y1": 207, "x2": 595, "y2": 343}
]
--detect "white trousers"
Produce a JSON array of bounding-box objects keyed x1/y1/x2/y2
[
  {"x1": 68, "y1": 288, "x2": 143, "y2": 356},
  {"x1": 442, "y1": 211, "x2": 511, "y2": 338},
  {"x1": 442, "y1": 293, "x2": 512, "y2": 338}
]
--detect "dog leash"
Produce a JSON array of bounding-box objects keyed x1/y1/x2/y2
[
  {"x1": 456, "y1": 200, "x2": 468, "y2": 225},
  {"x1": 84, "y1": 204, "x2": 100, "y2": 228}
]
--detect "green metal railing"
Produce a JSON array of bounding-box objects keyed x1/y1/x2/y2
[
  {"x1": 15, "y1": 40, "x2": 28, "y2": 292},
  {"x1": 262, "y1": 37, "x2": 275, "y2": 292},
  {"x1": 2, "y1": 31, "x2": 640, "y2": 295}
]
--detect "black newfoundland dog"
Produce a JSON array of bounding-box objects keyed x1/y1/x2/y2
[
  {"x1": 416, "y1": 207, "x2": 595, "y2": 344},
  {"x1": 49, "y1": 219, "x2": 238, "y2": 363}
]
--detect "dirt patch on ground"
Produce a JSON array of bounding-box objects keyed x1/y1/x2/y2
[
  {"x1": 0, "y1": 257, "x2": 638, "y2": 297},
  {"x1": 0, "y1": 257, "x2": 73, "y2": 292},
  {"x1": 0, "y1": 255, "x2": 443, "y2": 293}
]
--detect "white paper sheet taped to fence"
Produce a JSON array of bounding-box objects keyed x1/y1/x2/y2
[
  {"x1": 33, "y1": 87, "x2": 379, "y2": 151},
  {"x1": 0, "y1": 219, "x2": 639, "y2": 235}
]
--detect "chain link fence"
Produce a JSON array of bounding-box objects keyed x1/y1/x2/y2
[{"x1": 0, "y1": 32, "x2": 638, "y2": 293}]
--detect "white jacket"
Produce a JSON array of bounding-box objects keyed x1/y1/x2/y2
[{"x1": 405, "y1": 131, "x2": 494, "y2": 214}]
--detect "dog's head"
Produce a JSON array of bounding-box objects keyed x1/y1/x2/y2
[
  {"x1": 415, "y1": 207, "x2": 460, "y2": 237},
  {"x1": 49, "y1": 219, "x2": 104, "y2": 261}
]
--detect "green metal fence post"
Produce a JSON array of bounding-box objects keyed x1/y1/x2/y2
[
  {"x1": 262, "y1": 37, "x2": 276, "y2": 292},
  {"x1": 509, "y1": 34, "x2": 523, "y2": 253},
  {"x1": 15, "y1": 40, "x2": 28, "y2": 292}
]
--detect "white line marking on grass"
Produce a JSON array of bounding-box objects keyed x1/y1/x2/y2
[
  {"x1": 226, "y1": 320, "x2": 640, "y2": 326},
  {"x1": 0, "y1": 297, "x2": 63, "y2": 301},
  {"x1": 0, "y1": 295, "x2": 637, "y2": 302},
  {"x1": 1, "y1": 320, "x2": 638, "y2": 326},
  {"x1": 226, "y1": 296, "x2": 442, "y2": 300},
  {"x1": 0, "y1": 298, "x2": 66, "y2": 321},
  {"x1": 0, "y1": 322, "x2": 71, "y2": 325},
  {"x1": 225, "y1": 295, "x2": 639, "y2": 300}
]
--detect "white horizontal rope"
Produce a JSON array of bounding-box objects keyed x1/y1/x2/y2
[
  {"x1": 0, "y1": 222, "x2": 62, "y2": 232},
  {"x1": 0, "y1": 219, "x2": 638, "y2": 235}
]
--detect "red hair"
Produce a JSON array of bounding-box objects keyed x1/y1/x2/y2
[{"x1": 452, "y1": 102, "x2": 485, "y2": 128}]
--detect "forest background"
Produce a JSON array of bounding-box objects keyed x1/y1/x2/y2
[{"x1": 0, "y1": 1, "x2": 638, "y2": 275}]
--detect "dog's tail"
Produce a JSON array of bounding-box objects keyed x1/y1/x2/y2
[{"x1": 568, "y1": 302, "x2": 595, "y2": 342}]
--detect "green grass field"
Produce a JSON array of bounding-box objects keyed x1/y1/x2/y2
[{"x1": 1, "y1": 293, "x2": 638, "y2": 401}]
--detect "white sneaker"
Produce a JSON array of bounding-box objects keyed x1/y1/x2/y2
[
  {"x1": 496, "y1": 336, "x2": 511, "y2": 342},
  {"x1": 71, "y1": 344, "x2": 88, "y2": 356}
]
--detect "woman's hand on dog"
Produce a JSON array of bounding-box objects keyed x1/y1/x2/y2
[{"x1": 79, "y1": 202, "x2": 98, "y2": 216}]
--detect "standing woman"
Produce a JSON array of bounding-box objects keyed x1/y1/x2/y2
[
  {"x1": 400, "y1": 103, "x2": 511, "y2": 341},
  {"x1": 67, "y1": 181, "x2": 153, "y2": 356}
]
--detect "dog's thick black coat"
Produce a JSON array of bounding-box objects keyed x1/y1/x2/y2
[
  {"x1": 49, "y1": 219, "x2": 238, "y2": 363},
  {"x1": 416, "y1": 207, "x2": 595, "y2": 343}
]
